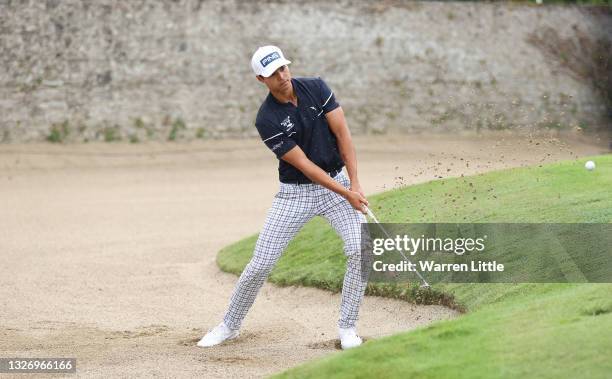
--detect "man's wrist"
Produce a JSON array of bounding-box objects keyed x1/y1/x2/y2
[{"x1": 341, "y1": 187, "x2": 351, "y2": 199}]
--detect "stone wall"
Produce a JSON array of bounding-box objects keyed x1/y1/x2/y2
[{"x1": 0, "y1": 0, "x2": 610, "y2": 142}]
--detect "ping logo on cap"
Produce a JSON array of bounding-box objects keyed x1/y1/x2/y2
[{"x1": 260, "y1": 52, "x2": 280, "y2": 67}]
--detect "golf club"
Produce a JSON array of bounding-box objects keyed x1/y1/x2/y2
[{"x1": 363, "y1": 206, "x2": 431, "y2": 289}]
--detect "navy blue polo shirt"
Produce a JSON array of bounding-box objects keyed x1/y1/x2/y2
[{"x1": 255, "y1": 77, "x2": 344, "y2": 184}]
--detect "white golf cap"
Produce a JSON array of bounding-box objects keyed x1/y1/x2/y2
[{"x1": 251, "y1": 45, "x2": 291, "y2": 77}]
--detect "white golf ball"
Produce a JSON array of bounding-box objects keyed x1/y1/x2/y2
[{"x1": 585, "y1": 161, "x2": 595, "y2": 171}]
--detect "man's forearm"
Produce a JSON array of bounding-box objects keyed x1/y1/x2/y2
[
  {"x1": 325, "y1": 107, "x2": 360, "y2": 187},
  {"x1": 299, "y1": 160, "x2": 350, "y2": 198},
  {"x1": 337, "y1": 135, "x2": 360, "y2": 186}
]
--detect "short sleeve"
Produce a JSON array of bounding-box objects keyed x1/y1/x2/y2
[
  {"x1": 318, "y1": 77, "x2": 340, "y2": 114},
  {"x1": 255, "y1": 119, "x2": 297, "y2": 159}
]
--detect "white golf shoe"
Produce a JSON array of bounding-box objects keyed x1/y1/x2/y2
[
  {"x1": 339, "y1": 326, "x2": 362, "y2": 350},
  {"x1": 197, "y1": 322, "x2": 239, "y2": 347}
]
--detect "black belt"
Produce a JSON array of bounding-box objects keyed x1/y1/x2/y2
[{"x1": 281, "y1": 167, "x2": 343, "y2": 185}]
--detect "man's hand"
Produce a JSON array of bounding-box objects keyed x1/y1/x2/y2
[
  {"x1": 348, "y1": 181, "x2": 368, "y2": 214},
  {"x1": 350, "y1": 181, "x2": 366, "y2": 199},
  {"x1": 344, "y1": 189, "x2": 368, "y2": 214}
]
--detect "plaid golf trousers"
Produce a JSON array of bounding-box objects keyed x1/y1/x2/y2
[{"x1": 222, "y1": 171, "x2": 368, "y2": 330}]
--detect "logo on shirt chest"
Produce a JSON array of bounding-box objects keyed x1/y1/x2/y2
[
  {"x1": 280, "y1": 115, "x2": 296, "y2": 136},
  {"x1": 308, "y1": 106, "x2": 324, "y2": 120}
]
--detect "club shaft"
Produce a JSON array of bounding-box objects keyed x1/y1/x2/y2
[{"x1": 364, "y1": 206, "x2": 430, "y2": 287}]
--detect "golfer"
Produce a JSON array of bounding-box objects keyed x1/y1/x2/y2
[{"x1": 198, "y1": 46, "x2": 369, "y2": 350}]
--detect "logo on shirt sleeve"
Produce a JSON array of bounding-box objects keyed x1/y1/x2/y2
[{"x1": 271, "y1": 141, "x2": 284, "y2": 151}]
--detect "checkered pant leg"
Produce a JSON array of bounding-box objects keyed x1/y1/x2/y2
[
  {"x1": 319, "y1": 175, "x2": 368, "y2": 329},
  {"x1": 339, "y1": 253, "x2": 368, "y2": 328},
  {"x1": 222, "y1": 192, "x2": 314, "y2": 330}
]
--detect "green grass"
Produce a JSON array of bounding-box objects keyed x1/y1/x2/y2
[
  {"x1": 168, "y1": 118, "x2": 186, "y2": 141},
  {"x1": 46, "y1": 120, "x2": 70, "y2": 143},
  {"x1": 102, "y1": 126, "x2": 121, "y2": 142},
  {"x1": 276, "y1": 284, "x2": 612, "y2": 379},
  {"x1": 217, "y1": 155, "x2": 612, "y2": 378}
]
